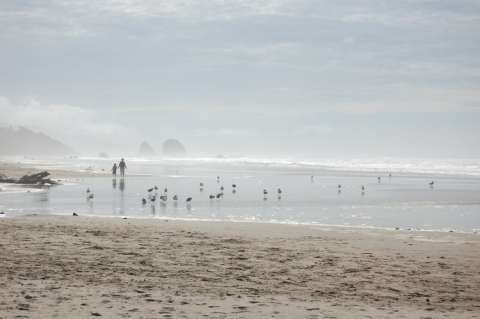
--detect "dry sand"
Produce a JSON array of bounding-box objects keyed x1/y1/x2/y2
[{"x1": 1, "y1": 215, "x2": 479, "y2": 319}]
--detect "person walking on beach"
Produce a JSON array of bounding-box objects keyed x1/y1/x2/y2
[
  {"x1": 119, "y1": 158, "x2": 127, "y2": 177},
  {"x1": 112, "y1": 163, "x2": 117, "y2": 177}
]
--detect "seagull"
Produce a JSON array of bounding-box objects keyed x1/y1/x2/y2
[
  {"x1": 361, "y1": 185, "x2": 365, "y2": 191},
  {"x1": 150, "y1": 195, "x2": 156, "y2": 202},
  {"x1": 220, "y1": 185, "x2": 224, "y2": 191},
  {"x1": 209, "y1": 194, "x2": 215, "y2": 199},
  {"x1": 200, "y1": 182, "x2": 204, "y2": 187},
  {"x1": 186, "y1": 197, "x2": 192, "y2": 203},
  {"x1": 377, "y1": 177, "x2": 381, "y2": 183},
  {"x1": 216, "y1": 193, "x2": 223, "y2": 199},
  {"x1": 173, "y1": 194, "x2": 178, "y2": 201},
  {"x1": 142, "y1": 198, "x2": 147, "y2": 205},
  {"x1": 164, "y1": 187, "x2": 168, "y2": 193},
  {"x1": 277, "y1": 188, "x2": 282, "y2": 195},
  {"x1": 160, "y1": 195, "x2": 167, "y2": 202},
  {"x1": 147, "y1": 187, "x2": 154, "y2": 193},
  {"x1": 72, "y1": 212, "x2": 78, "y2": 216},
  {"x1": 232, "y1": 184, "x2": 237, "y2": 188},
  {"x1": 154, "y1": 185, "x2": 158, "y2": 190},
  {"x1": 87, "y1": 193, "x2": 94, "y2": 200},
  {"x1": 86, "y1": 188, "x2": 91, "y2": 194},
  {"x1": 263, "y1": 189, "x2": 268, "y2": 195},
  {"x1": 429, "y1": 181, "x2": 435, "y2": 187}
]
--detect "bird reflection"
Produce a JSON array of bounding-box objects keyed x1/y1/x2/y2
[{"x1": 112, "y1": 178, "x2": 117, "y2": 189}]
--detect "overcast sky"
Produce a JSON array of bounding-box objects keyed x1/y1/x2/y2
[{"x1": 1, "y1": 0, "x2": 479, "y2": 157}]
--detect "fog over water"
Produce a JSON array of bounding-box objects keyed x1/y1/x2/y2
[{"x1": 1, "y1": 1, "x2": 479, "y2": 158}]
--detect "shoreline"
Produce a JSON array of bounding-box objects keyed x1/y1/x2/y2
[
  {"x1": 1, "y1": 211, "x2": 478, "y2": 235},
  {"x1": 1, "y1": 214, "x2": 479, "y2": 318}
]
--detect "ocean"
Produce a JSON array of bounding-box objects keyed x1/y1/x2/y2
[{"x1": 1, "y1": 156, "x2": 480, "y2": 232}]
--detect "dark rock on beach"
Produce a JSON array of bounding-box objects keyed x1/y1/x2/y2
[{"x1": 0, "y1": 171, "x2": 59, "y2": 186}]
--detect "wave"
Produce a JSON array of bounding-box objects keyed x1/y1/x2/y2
[{"x1": 3, "y1": 155, "x2": 480, "y2": 177}]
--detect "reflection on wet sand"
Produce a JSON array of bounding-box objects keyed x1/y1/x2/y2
[{"x1": 119, "y1": 178, "x2": 125, "y2": 192}]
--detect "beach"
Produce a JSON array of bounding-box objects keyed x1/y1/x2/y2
[{"x1": 1, "y1": 215, "x2": 479, "y2": 319}]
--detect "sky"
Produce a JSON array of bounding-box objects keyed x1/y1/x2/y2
[{"x1": 1, "y1": 0, "x2": 479, "y2": 158}]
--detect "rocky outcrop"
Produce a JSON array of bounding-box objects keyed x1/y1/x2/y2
[
  {"x1": 162, "y1": 139, "x2": 186, "y2": 157},
  {"x1": 138, "y1": 141, "x2": 156, "y2": 157}
]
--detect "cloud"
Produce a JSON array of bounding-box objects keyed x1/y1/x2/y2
[
  {"x1": 292, "y1": 125, "x2": 333, "y2": 137},
  {"x1": 193, "y1": 128, "x2": 258, "y2": 138}
]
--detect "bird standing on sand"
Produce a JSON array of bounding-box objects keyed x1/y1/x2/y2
[
  {"x1": 216, "y1": 192, "x2": 224, "y2": 199},
  {"x1": 86, "y1": 188, "x2": 91, "y2": 194},
  {"x1": 209, "y1": 194, "x2": 215, "y2": 199},
  {"x1": 87, "y1": 193, "x2": 94, "y2": 200},
  {"x1": 429, "y1": 181, "x2": 435, "y2": 188},
  {"x1": 377, "y1": 176, "x2": 381, "y2": 183},
  {"x1": 164, "y1": 187, "x2": 168, "y2": 193},
  {"x1": 142, "y1": 198, "x2": 147, "y2": 205},
  {"x1": 220, "y1": 185, "x2": 224, "y2": 191},
  {"x1": 173, "y1": 194, "x2": 178, "y2": 201},
  {"x1": 186, "y1": 197, "x2": 192, "y2": 203}
]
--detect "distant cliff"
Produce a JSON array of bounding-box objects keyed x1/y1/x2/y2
[{"x1": 0, "y1": 126, "x2": 73, "y2": 155}]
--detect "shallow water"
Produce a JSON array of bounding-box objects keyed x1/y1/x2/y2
[{"x1": 1, "y1": 158, "x2": 480, "y2": 232}]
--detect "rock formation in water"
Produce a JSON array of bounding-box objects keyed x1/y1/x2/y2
[
  {"x1": 138, "y1": 141, "x2": 156, "y2": 157},
  {"x1": 162, "y1": 139, "x2": 186, "y2": 157},
  {"x1": 0, "y1": 126, "x2": 73, "y2": 155}
]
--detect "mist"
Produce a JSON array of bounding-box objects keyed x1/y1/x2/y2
[{"x1": 1, "y1": 1, "x2": 479, "y2": 158}]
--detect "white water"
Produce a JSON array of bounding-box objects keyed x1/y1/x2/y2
[{"x1": 3, "y1": 156, "x2": 480, "y2": 177}]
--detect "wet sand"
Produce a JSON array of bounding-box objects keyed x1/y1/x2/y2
[
  {"x1": 0, "y1": 160, "x2": 109, "y2": 180},
  {"x1": 1, "y1": 215, "x2": 479, "y2": 318}
]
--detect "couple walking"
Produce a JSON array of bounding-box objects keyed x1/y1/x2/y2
[{"x1": 112, "y1": 158, "x2": 127, "y2": 177}]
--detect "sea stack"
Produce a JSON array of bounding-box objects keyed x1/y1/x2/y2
[
  {"x1": 138, "y1": 141, "x2": 156, "y2": 157},
  {"x1": 162, "y1": 139, "x2": 186, "y2": 157}
]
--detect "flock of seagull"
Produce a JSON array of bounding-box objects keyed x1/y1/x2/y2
[
  {"x1": 84, "y1": 174, "x2": 436, "y2": 206},
  {"x1": 137, "y1": 176, "x2": 284, "y2": 207}
]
